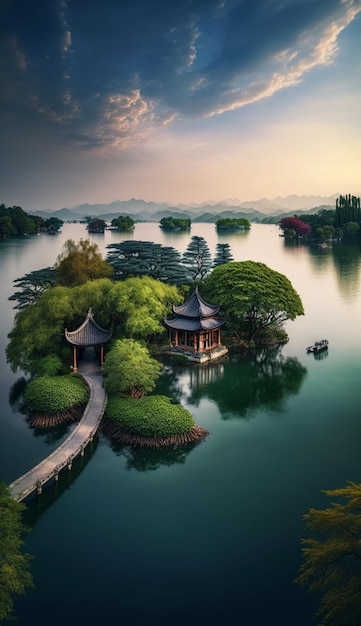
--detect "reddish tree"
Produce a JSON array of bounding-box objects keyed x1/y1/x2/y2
[{"x1": 279, "y1": 217, "x2": 312, "y2": 237}]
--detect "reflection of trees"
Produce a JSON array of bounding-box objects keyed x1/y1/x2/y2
[
  {"x1": 107, "y1": 439, "x2": 202, "y2": 472},
  {"x1": 29, "y1": 420, "x2": 78, "y2": 445},
  {"x1": 8, "y1": 377, "x2": 27, "y2": 411},
  {"x1": 306, "y1": 245, "x2": 331, "y2": 273},
  {"x1": 312, "y1": 349, "x2": 329, "y2": 361},
  {"x1": 332, "y1": 241, "x2": 361, "y2": 303},
  {"x1": 216, "y1": 229, "x2": 250, "y2": 242},
  {"x1": 189, "y1": 346, "x2": 307, "y2": 419},
  {"x1": 155, "y1": 347, "x2": 307, "y2": 420},
  {"x1": 155, "y1": 358, "x2": 226, "y2": 406}
]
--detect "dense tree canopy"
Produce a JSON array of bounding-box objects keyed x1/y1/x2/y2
[
  {"x1": 0, "y1": 204, "x2": 39, "y2": 236},
  {"x1": 295, "y1": 482, "x2": 361, "y2": 626},
  {"x1": 215, "y1": 217, "x2": 250, "y2": 231},
  {"x1": 55, "y1": 239, "x2": 113, "y2": 286},
  {"x1": 111, "y1": 215, "x2": 135, "y2": 230},
  {"x1": 0, "y1": 484, "x2": 33, "y2": 622},
  {"x1": 182, "y1": 235, "x2": 212, "y2": 281},
  {"x1": 42, "y1": 216, "x2": 63, "y2": 233},
  {"x1": 106, "y1": 240, "x2": 188, "y2": 285},
  {"x1": 203, "y1": 261, "x2": 304, "y2": 341},
  {"x1": 159, "y1": 217, "x2": 191, "y2": 230},
  {"x1": 279, "y1": 217, "x2": 312, "y2": 238},
  {"x1": 103, "y1": 339, "x2": 163, "y2": 397},
  {"x1": 6, "y1": 277, "x2": 180, "y2": 375}
]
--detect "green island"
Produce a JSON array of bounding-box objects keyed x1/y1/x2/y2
[
  {"x1": 159, "y1": 216, "x2": 191, "y2": 230},
  {"x1": 215, "y1": 217, "x2": 251, "y2": 231},
  {"x1": 103, "y1": 395, "x2": 208, "y2": 446},
  {"x1": 22, "y1": 375, "x2": 90, "y2": 428},
  {"x1": 110, "y1": 215, "x2": 135, "y2": 231},
  {"x1": 0, "y1": 204, "x2": 63, "y2": 237},
  {"x1": 6, "y1": 233, "x2": 305, "y2": 445}
]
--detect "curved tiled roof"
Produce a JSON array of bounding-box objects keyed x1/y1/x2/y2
[
  {"x1": 164, "y1": 316, "x2": 226, "y2": 332},
  {"x1": 173, "y1": 287, "x2": 220, "y2": 318},
  {"x1": 65, "y1": 309, "x2": 112, "y2": 346}
]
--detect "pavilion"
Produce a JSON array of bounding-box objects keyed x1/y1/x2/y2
[
  {"x1": 163, "y1": 287, "x2": 228, "y2": 362},
  {"x1": 65, "y1": 308, "x2": 112, "y2": 372}
]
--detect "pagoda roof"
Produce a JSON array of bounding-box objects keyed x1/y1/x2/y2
[
  {"x1": 65, "y1": 309, "x2": 112, "y2": 347},
  {"x1": 173, "y1": 287, "x2": 220, "y2": 318},
  {"x1": 164, "y1": 316, "x2": 226, "y2": 332}
]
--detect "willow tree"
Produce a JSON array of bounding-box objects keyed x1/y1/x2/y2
[
  {"x1": 55, "y1": 239, "x2": 113, "y2": 286},
  {"x1": 6, "y1": 276, "x2": 180, "y2": 375},
  {"x1": 202, "y1": 261, "x2": 304, "y2": 342}
]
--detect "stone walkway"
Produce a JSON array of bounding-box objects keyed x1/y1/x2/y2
[{"x1": 9, "y1": 360, "x2": 106, "y2": 502}]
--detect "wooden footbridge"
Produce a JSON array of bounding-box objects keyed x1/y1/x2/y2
[{"x1": 9, "y1": 365, "x2": 107, "y2": 502}]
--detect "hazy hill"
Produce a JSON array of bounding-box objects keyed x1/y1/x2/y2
[{"x1": 28, "y1": 195, "x2": 338, "y2": 222}]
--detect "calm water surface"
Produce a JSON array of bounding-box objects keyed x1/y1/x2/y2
[{"x1": 1, "y1": 223, "x2": 360, "y2": 625}]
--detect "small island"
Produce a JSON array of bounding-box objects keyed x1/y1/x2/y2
[
  {"x1": 159, "y1": 216, "x2": 191, "y2": 231},
  {"x1": 215, "y1": 217, "x2": 251, "y2": 232},
  {"x1": 110, "y1": 215, "x2": 135, "y2": 231}
]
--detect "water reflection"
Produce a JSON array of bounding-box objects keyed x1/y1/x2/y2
[
  {"x1": 216, "y1": 229, "x2": 250, "y2": 242},
  {"x1": 21, "y1": 439, "x2": 98, "y2": 526},
  {"x1": 8, "y1": 376, "x2": 27, "y2": 411},
  {"x1": 107, "y1": 439, "x2": 203, "y2": 472},
  {"x1": 282, "y1": 238, "x2": 361, "y2": 303},
  {"x1": 28, "y1": 420, "x2": 78, "y2": 445},
  {"x1": 311, "y1": 349, "x2": 329, "y2": 361},
  {"x1": 158, "y1": 347, "x2": 307, "y2": 420},
  {"x1": 332, "y1": 241, "x2": 361, "y2": 303}
]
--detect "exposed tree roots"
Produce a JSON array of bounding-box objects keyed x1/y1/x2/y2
[
  {"x1": 101, "y1": 417, "x2": 208, "y2": 447},
  {"x1": 27, "y1": 404, "x2": 86, "y2": 429}
]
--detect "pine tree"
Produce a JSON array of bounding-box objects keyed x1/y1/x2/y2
[
  {"x1": 106, "y1": 240, "x2": 188, "y2": 285},
  {"x1": 213, "y1": 243, "x2": 234, "y2": 267},
  {"x1": 182, "y1": 235, "x2": 212, "y2": 281}
]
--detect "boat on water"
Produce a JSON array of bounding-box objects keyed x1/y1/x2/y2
[{"x1": 306, "y1": 339, "x2": 329, "y2": 353}]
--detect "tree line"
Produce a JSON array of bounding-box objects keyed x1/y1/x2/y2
[
  {"x1": 0, "y1": 204, "x2": 63, "y2": 237},
  {"x1": 279, "y1": 194, "x2": 361, "y2": 241}
]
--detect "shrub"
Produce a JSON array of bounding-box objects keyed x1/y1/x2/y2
[
  {"x1": 23, "y1": 375, "x2": 89, "y2": 415},
  {"x1": 105, "y1": 394, "x2": 195, "y2": 438}
]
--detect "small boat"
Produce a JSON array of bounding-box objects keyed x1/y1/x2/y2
[{"x1": 306, "y1": 339, "x2": 329, "y2": 353}]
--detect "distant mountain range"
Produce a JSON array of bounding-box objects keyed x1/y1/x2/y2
[{"x1": 29, "y1": 194, "x2": 339, "y2": 223}]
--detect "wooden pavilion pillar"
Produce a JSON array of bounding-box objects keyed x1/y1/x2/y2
[
  {"x1": 73, "y1": 346, "x2": 78, "y2": 373},
  {"x1": 100, "y1": 344, "x2": 104, "y2": 366}
]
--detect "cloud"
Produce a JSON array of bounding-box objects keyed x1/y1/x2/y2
[{"x1": 1, "y1": 0, "x2": 360, "y2": 151}]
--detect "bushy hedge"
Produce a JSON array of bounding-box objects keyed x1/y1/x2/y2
[
  {"x1": 23, "y1": 375, "x2": 89, "y2": 414},
  {"x1": 105, "y1": 394, "x2": 195, "y2": 438}
]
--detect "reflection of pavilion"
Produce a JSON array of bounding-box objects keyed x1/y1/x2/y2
[
  {"x1": 65, "y1": 308, "x2": 112, "y2": 372},
  {"x1": 164, "y1": 287, "x2": 228, "y2": 363},
  {"x1": 189, "y1": 360, "x2": 225, "y2": 387}
]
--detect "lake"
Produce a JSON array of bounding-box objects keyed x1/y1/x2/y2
[{"x1": 1, "y1": 222, "x2": 360, "y2": 625}]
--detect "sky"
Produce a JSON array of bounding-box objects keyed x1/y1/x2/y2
[{"x1": 1, "y1": 0, "x2": 360, "y2": 211}]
